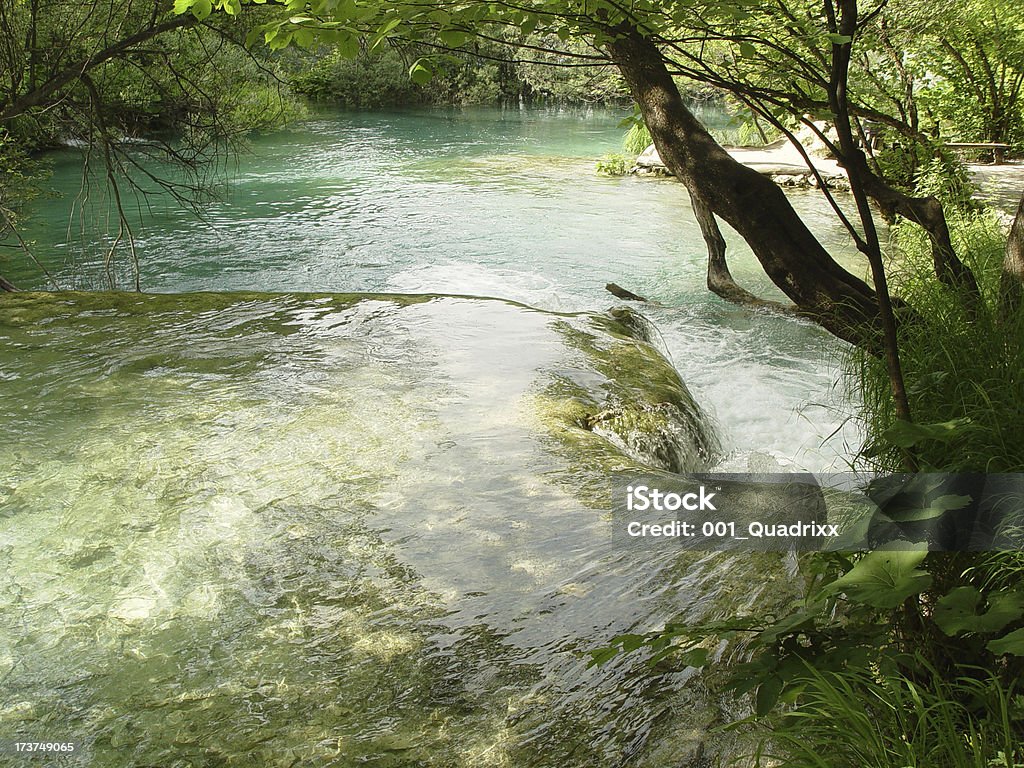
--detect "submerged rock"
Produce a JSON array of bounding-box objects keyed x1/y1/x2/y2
[{"x1": 0, "y1": 291, "x2": 761, "y2": 767}]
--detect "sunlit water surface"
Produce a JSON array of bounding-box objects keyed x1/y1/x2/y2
[
  {"x1": 1, "y1": 106, "x2": 865, "y2": 765},
  {"x1": 12, "y1": 106, "x2": 865, "y2": 471}
]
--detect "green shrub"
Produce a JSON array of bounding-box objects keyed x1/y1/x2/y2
[
  {"x1": 623, "y1": 122, "x2": 652, "y2": 154},
  {"x1": 595, "y1": 153, "x2": 632, "y2": 176},
  {"x1": 851, "y1": 210, "x2": 1024, "y2": 472},
  {"x1": 291, "y1": 49, "x2": 426, "y2": 107},
  {"x1": 758, "y1": 662, "x2": 1022, "y2": 768}
]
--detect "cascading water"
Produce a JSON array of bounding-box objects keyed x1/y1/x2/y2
[
  {"x1": 1, "y1": 106, "x2": 863, "y2": 765},
  {"x1": 0, "y1": 291, "x2": 792, "y2": 766}
]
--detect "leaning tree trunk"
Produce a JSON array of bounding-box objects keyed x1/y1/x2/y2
[
  {"x1": 605, "y1": 28, "x2": 882, "y2": 348},
  {"x1": 1000, "y1": 192, "x2": 1024, "y2": 322}
]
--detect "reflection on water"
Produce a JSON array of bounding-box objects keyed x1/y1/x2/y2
[{"x1": 0, "y1": 291, "x2": 790, "y2": 766}]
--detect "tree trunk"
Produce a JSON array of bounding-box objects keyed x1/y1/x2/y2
[
  {"x1": 1000, "y1": 192, "x2": 1024, "y2": 322},
  {"x1": 691, "y1": 191, "x2": 795, "y2": 313},
  {"x1": 605, "y1": 28, "x2": 882, "y2": 348}
]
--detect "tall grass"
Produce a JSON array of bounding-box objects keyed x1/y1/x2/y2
[
  {"x1": 623, "y1": 122, "x2": 653, "y2": 155},
  {"x1": 849, "y1": 209, "x2": 1024, "y2": 472},
  {"x1": 758, "y1": 663, "x2": 1022, "y2": 768}
]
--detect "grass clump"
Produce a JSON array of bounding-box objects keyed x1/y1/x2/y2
[
  {"x1": 760, "y1": 662, "x2": 1023, "y2": 768},
  {"x1": 851, "y1": 209, "x2": 1024, "y2": 472}
]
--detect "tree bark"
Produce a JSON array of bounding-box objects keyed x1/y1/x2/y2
[
  {"x1": 691, "y1": 191, "x2": 795, "y2": 313},
  {"x1": 853, "y1": 160, "x2": 980, "y2": 303},
  {"x1": 1000, "y1": 192, "x2": 1024, "y2": 322},
  {"x1": 828, "y1": 0, "x2": 915, "y2": 469},
  {"x1": 605, "y1": 28, "x2": 882, "y2": 347},
  {"x1": 0, "y1": 275, "x2": 17, "y2": 292}
]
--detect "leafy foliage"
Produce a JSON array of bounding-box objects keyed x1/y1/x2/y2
[{"x1": 855, "y1": 210, "x2": 1024, "y2": 472}]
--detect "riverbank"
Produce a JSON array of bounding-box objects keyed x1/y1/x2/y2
[
  {"x1": 631, "y1": 139, "x2": 851, "y2": 190},
  {"x1": 633, "y1": 141, "x2": 1024, "y2": 203}
]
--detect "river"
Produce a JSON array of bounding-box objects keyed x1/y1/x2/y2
[
  {"x1": 1, "y1": 105, "x2": 864, "y2": 766},
  {"x1": 11, "y1": 105, "x2": 864, "y2": 471}
]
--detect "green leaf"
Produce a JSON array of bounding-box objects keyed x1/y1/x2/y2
[
  {"x1": 587, "y1": 646, "x2": 620, "y2": 667},
  {"x1": 409, "y1": 60, "x2": 433, "y2": 85},
  {"x1": 267, "y1": 29, "x2": 294, "y2": 50},
  {"x1": 755, "y1": 675, "x2": 784, "y2": 716},
  {"x1": 190, "y1": 0, "x2": 212, "y2": 20},
  {"x1": 987, "y1": 627, "x2": 1024, "y2": 656},
  {"x1": 245, "y1": 25, "x2": 264, "y2": 46},
  {"x1": 886, "y1": 493, "x2": 972, "y2": 523},
  {"x1": 934, "y1": 587, "x2": 1024, "y2": 636},
  {"x1": 291, "y1": 27, "x2": 315, "y2": 48},
  {"x1": 369, "y1": 17, "x2": 402, "y2": 51},
  {"x1": 615, "y1": 633, "x2": 646, "y2": 653},
  {"x1": 675, "y1": 647, "x2": 709, "y2": 667},
  {"x1": 882, "y1": 418, "x2": 971, "y2": 448},
  {"x1": 826, "y1": 549, "x2": 932, "y2": 609},
  {"x1": 172, "y1": 0, "x2": 194, "y2": 15},
  {"x1": 438, "y1": 29, "x2": 467, "y2": 47},
  {"x1": 738, "y1": 41, "x2": 757, "y2": 58},
  {"x1": 336, "y1": 31, "x2": 360, "y2": 58},
  {"x1": 757, "y1": 601, "x2": 826, "y2": 644},
  {"x1": 826, "y1": 33, "x2": 853, "y2": 45}
]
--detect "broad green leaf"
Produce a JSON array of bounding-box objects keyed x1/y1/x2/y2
[
  {"x1": 826, "y1": 549, "x2": 932, "y2": 609},
  {"x1": 738, "y1": 41, "x2": 757, "y2": 58},
  {"x1": 369, "y1": 16, "x2": 402, "y2": 50},
  {"x1": 826, "y1": 33, "x2": 853, "y2": 44},
  {"x1": 587, "y1": 646, "x2": 620, "y2": 667},
  {"x1": 934, "y1": 587, "x2": 1024, "y2": 636},
  {"x1": 755, "y1": 675, "x2": 784, "y2": 716},
  {"x1": 291, "y1": 27, "x2": 315, "y2": 48},
  {"x1": 190, "y1": 0, "x2": 212, "y2": 20},
  {"x1": 438, "y1": 29, "x2": 467, "y2": 47},
  {"x1": 615, "y1": 634, "x2": 646, "y2": 653},
  {"x1": 336, "y1": 31, "x2": 360, "y2": 58},
  {"x1": 267, "y1": 29, "x2": 294, "y2": 50},
  {"x1": 409, "y1": 60, "x2": 434, "y2": 85},
  {"x1": 674, "y1": 647, "x2": 709, "y2": 667},
  {"x1": 245, "y1": 25, "x2": 264, "y2": 46},
  {"x1": 172, "y1": 0, "x2": 194, "y2": 15},
  {"x1": 882, "y1": 418, "x2": 972, "y2": 448},
  {"x1": 987, "y1": 627, "x2": 1024, "y2": 656},
  {"x1": 885, "y1": 494, "x2": 971, "y2": 523}
]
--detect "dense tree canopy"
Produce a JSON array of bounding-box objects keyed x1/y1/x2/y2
[{"x1": 0, "y1": 0, "x2": 303, "y2": 285}]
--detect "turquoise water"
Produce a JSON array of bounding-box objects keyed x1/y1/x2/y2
[
  {"x1": 0, "y1": 291, "x2": 776, "y2": 766},
  {"x1": 1, "y1": 106, "x2": 864, "y2": 766},
  {"x1": 9, "y1": 105, "x2": 864, "y2": 471}
]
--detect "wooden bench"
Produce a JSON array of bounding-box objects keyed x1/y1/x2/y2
[{"x1": 945, "y1": 142, "x2": 1011, "y2": 165}]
